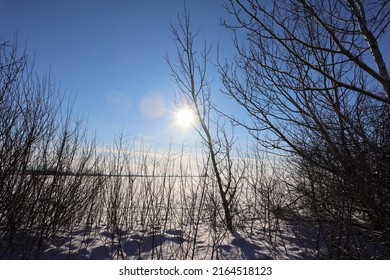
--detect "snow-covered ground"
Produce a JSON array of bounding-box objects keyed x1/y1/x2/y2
[
  {"x1": 9, "y1": 222, "x2": 308, "y2": 260},
  {"x1": 3, "y1": 211, "x2": 385, "y2": 260},
  {"x1": 1, "y1": 169, "x2": 388, "y2": 259},
  {"x1": 3, "y1": 206, "x2": 389, "y2": 260}
]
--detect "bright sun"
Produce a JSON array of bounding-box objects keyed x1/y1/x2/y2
[{"x1": 175, "y1": 107, "x2": 195, "y2": 128}]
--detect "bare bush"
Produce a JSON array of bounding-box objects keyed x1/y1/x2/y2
[{"x1": 0, "y1": 39, "x2": 102, "y2": 258}]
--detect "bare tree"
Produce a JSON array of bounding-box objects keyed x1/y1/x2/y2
[
  {"x1": 220, "y1": 0, "x2": 390, "y2": 257},
  {"x1": 166, "y1": 8, "x2": 238, "y2": 233}
]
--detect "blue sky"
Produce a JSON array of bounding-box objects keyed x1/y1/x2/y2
[
  {"x1": 0, "y1": 0, "x2": 239, "y2": 147},
  {"x1": 4, "y1": 1, "x2": 387, "y2": 152}
]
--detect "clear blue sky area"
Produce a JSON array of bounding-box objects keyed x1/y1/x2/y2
[
  {"x1": 4, "y1": 1, "x2": 387, "y2": 151},
  {"x1": 0, "y1": 0, "x2": 239, "y2": 147}
]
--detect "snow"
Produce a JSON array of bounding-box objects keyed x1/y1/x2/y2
[
  {"x1": 1, "y1": 173, "x2": 388, "y2": 259},
  {"x1": 0, "y1": 216, "x2": 324, "y2": 260}
]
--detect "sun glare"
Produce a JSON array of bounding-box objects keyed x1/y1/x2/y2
[{"x1": 175, "y1": 107, "x2": 195, "y2": 128}]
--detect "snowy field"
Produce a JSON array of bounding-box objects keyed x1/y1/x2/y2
[
  {"x1": 1, "y1": 213, "x2": 316, "y2": 259},
  {"x1": 1, "y1": 173, "x2": 387, "y2": 260}
]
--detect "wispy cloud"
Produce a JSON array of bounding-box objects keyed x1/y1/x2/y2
[{"x1": 106, "y1": 90, "x2": 134, "y2": 115}]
